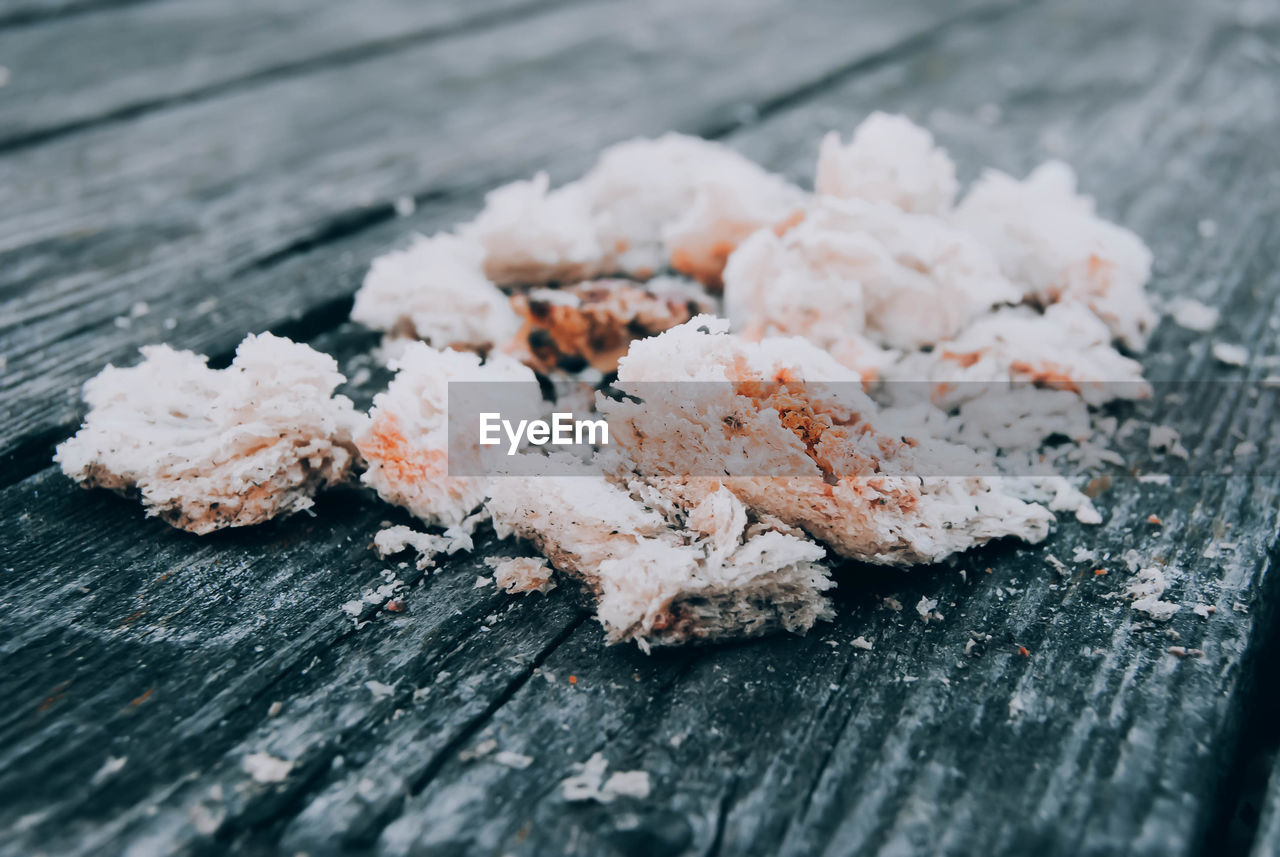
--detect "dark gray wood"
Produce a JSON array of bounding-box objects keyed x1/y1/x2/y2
[
  {"x1": 0, "y1": 0, "x2": 1011, "y2": 469},
  {"x1": 0, "y1": 0, "x2": 582, "y2": 150},
  {"x1": 1255, "y1": 757, "x2": 1280, "y2": 857},
  {"x1": 2, "y1": 0, "x2": 1278, "y2": 854}
]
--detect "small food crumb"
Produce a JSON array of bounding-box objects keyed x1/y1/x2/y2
[
  {"x1": 1147, "y1": 514, "x2": 1163, "y2": 526},
  {"x1": 1167, "y1": 646, "x2": 1204, "y2": 659},
  {"x1": 851, "y1": 636, "x2": 874, "y2": 651},
  {"x1": 267, "y1": 701, "x2": 283, "y2": 717},
  {"x1": 1168, "y1": 297, "x2": 1219, "y2": 332},
  {"x1": 1017, "y1": 645, "x2": 1030, "y2": 658},
  {"x1": 1212, "y1": 342, "x2": 1249, "y2": 366},
  {"x1": 1094, "y1": 569, "x2": 1108, "y2": 576},
  {"x1": 243, "y1": 752, "x2": 293, "y2": 784},
  {"x1": 365, "y1": 680, "x2": 397, "y2": 700}
]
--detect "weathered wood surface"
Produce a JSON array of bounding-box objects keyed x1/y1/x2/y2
[
  {"x1": 0, "y1": 0, "x2": 582, "y2": 150},
  {"x1": 0, "y1": 0, "x2": 1012, "y2": 473},
  {"x1": 1, "y1": 0, "x2": 1279, "y2": 855}
]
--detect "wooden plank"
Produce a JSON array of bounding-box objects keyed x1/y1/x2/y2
[
  {"x1": 3, "y1": 1, "x2": 1278, "y2": 856},
  {"x1": 0, "y1": 0, "x2": 1013, "y2": 468},
  {"x1": 281, "y1": 1, "x2": 1280, "y2": 854},
  {"x1": 1254, "y1": 755, "x2": 1280, "y2": 857},
  {"x1": 0, "y1": 324, "x2": 590, "y2": 855},
  {"x1": 0, "y1": 0, "x2": 145, "y2": 29},
  {"x1": 0, "y1": 0, "x2": 581, "y2": 150}
]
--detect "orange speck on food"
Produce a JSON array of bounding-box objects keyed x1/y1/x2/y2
[
  {"x1": 940, "y1": 349, "x2": 985, "y2": 368},
  {"x1": 131, "y1": 687, "x2": 154, "y2": 707},
  {"x1": 772, "y1": 209, "x2": 806, "y2": 237},
  {"x1": 385, "y1": 600, "x2": 406, "y2": 613},
  {"x1": 1094, "y1": 569, "x2": 1108, "y2": 577},
  {"x1": 1017, "y1": 646, "x2": 1030, "y2": 658},
  {"x1": 985, "y1": 567, "x2": 993, "y2": 575},
  {"x1": 1147, "y1": 514, "x2": 1163, "y2": 525},
  {"x1": 568, "y1": 675, "x2": 578, "y2": 685}
]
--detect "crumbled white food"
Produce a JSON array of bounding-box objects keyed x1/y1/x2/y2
[
  {"x1": 725, "y1": 197, "x2": 1018, "y2": 351},
  {"x1": 356, "y1": 342, "x2": 539, "y2": 528},
  {"x1": 561, "y1": 753, "x2": 651, "y2": 803},
  {"x1": 1124, "y1": 567, "x2": 1180, "y2": 621},
  {"x1": 1148, "y1": 425, "x2": 1189, "y2": 459},
  {"x1": 915, "y1": 596, "x2": 939, "y2": 619},
  {"x1": 463, "y1": 134, "x2": 803, "y2": 289},
  {"x1": 602, "y1": 317, "x2": 1054, "y2": 565},
  {"x1": 1212, "y1": 342, "x2": 1248, "y2": 366},
  {"x1": 55, "y1": 333, "x2": 364, "y2": 534},
  {"x1": 954, "y1": 161, "x2": 1156, "y2": 350},
  {"x1": 815, "y1": 112, "x2": 958, "y2": 214},
  {"x1": 851, "y1": 636, "x2": 874, "y2": 650},
  {"x1": 890, "y1": 303, "x2": 1151, "y2": 410},
  {"x1": 351, "y1": 233, "x2": 519, "y2": 351},
  {"x1": 373, "y1": 524, "x2": 471, "y2": 571},
  {"x1": 365, "y1": 680, "x2": 397, "y2": 699},
  {"x1": 493, "y1": 751, "x2": 534, "y2": 770},
  {"x1": 582, "y1": 133, "x2": 805, "y2": 287},
  {"x1": 488, "y1": 461, "x2": 833, "y2": 648},
  {"x1": 1168, "y1": 297, "x2": 1219, "y2": 332},
  {"x1": 484, "y1": 556, "x2": 556, "y2": 595},
  {"x1": 463, "y1": 174, "x2": 609, "y2": 285},
  {"x1": 242, "y1": 752, "x2": 293, "y2": 784}
]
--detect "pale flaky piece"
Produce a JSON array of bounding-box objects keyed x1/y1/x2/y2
[
  {"x1": 356, "y1": 342, "x2": 539, "y2": 528},
  {"x1": 888, "y1": 302, "x2": 1152, "y2": 410},
  {"x1": 55, "y1": 333, "x2": 364, "y2": 534},
  {"x1": 724, "y1": 198, "x2": 1019, "y2": 351},
  {"x1": 350, "y1": 233, "x2": 519, "y2": 352},
  {"x1": 463, "y1": 134, "x2": 805, "y2": 289},
  {"x1": 599, "y1": 316, "x2": 1054, "y2": 565},
  {"x1": 953, "y1": 161, "x2": 1156, "y2": 350},
  {"x1": 487, "y1": 456, "x2": 832, "y2": 649},
  {"x1": 509, "y1": 276, "x2": 714, "y2": 374},
  {"x1": 816, "y1": 112, "x2": 959, "y2": 214}
]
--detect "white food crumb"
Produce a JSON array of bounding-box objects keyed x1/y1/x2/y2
[
  {"x1": 1212, "y1": 343, "x2": 1249, "y2": 366},
  {"x1": 365, "y1": 680, "x2": 397, "y2": 699},
  {"x1": 562, "y1": 753, "x2": 651, "y2": 803},
  {"x1": 493, "y1": 751, "x2": 534, "y2": 770},
  {"x1": 242, "y1": 752, "x2": 293, "y2": 784},
  {"x1": 1168, "y1": 297, "x2": 1219, "y2": 332},
  {"x1": 851, "y1": 636, "x2": 874, "y2": 651}
]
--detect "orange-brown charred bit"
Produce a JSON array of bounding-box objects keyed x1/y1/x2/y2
[
  {"x1": 940, "y1": 349, "x2": 986, "y2": 368},
  {"x1": 670, "y1": 240, "x2": 737, "y2": 291},
  {"x1": 1009, "y1": 360, "x2": 1082, "y2": 394},
  {"x1": 772, "y1": 209, "x2": 806, "y2": 237},
  {"x1": 512, "y1": 280, "x2": 707, "y2": 373}
]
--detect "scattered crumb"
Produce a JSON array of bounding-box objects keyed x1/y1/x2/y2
[
  {"x1": 242, "y1": 752, "x2": 293, "y2": 784},
  {"x1": 851, "y1": 636, "x2": 874, "y2": 651},
  {"x1": 484, "y1": 556, "x2": 556, "y2": 595},
  {"x1": 1148, "y1": 425, "x2": 1188, "y2": 459},
  {"x1": 1167, "y1": 646, "x2": 1204, "y2": 659},
  {"x1": 1147, "y1": 514, "x2": 1163, "y2": 526},
  {"x1": 1192, "y1": 603, "x2": 1216, "y2": 619},
  {"x1": 883, "y1": 596, "x2": 903, "y2": 612},
  {"x1": 91, "y1": 756, "x2": 128, "y2": 786},
  {"x1": 1212, "y1": 342, "x2": 1249, "y2": 366},
  {"x1": 1124, "y1": 568, "x2": 1180, "y2": 621},
  {"x1": 562, "y1": 753, "x2": 651, "y2": 803},
  {"x1": 493, "y1": 751, "x2": 534, "y2": 770},
  {"x1": 459, "y1": 739, "x2": 498, "y2": 762},
  {"x1": 365, "y1": 680, "x2": 397, "y2": 700},
  {"x1": 474, "y1": 575, "x2": 492, "y2": 589},
  {"x1": 267, "y1": 701, "x2": 283, "y2": 717},
  {"x1": 1168, "y1": 297, "x2": 1219, "y2": 332}
]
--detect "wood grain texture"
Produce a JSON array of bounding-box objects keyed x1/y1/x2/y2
[
  {"x1": 2, "y1": 0, "x2": 1279, "y2": 854},
  {"x1": 1255, "y1": 757, "x2": 1280, "y2": 857},
  {"x1": 0, "y1": 0, "x2": 1012, "y2": 469},
  {"x1": 0, "y1": 0, "x2": 584, "y2": 150}
]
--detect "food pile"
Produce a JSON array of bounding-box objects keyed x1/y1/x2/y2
[{"x1": 57, "y1": 113, "x2": 1160, "y2": 649}]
